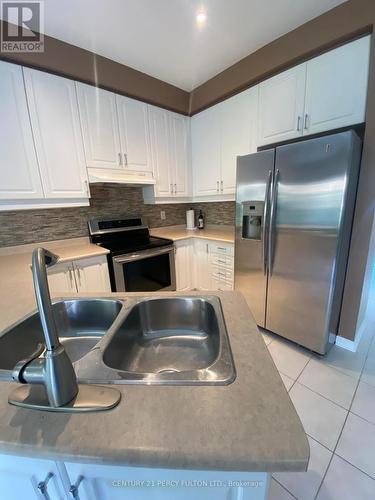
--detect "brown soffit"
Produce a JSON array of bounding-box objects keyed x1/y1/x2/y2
[
  {"x1": 0, "y1": 21, "x2": 190, "y2": 115},
  {"x1": 1, "y1": 0, "x2": 375, "y2": 117},
  {"x1": 189, "y1": 0, "x2": 374, "y2": 115}
]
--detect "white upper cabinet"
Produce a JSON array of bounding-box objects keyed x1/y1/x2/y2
[
  {"x1": 192, "y1": 86, "x2": 258, "y2": 198},
  {"x1": 0, "y1": 61, "x2": 43, "y2": 200},
  {"x1": 148, "y1": 105, "x2": 172, "y2": 196},
  {"x1": 169, "y1": 112, "x2": 191, "y2": 197},
  {"x1": 304, "y1": 36, "x2": 370, "y2": 135},
  {"x1": 219, "y1": 87, "x2": 258, "y2": 195},
  {"x1": 146, "y1": 106, "x2": 191, "y2": 199},
  {"x1": 258, "y1": 63, "x2": 306, "y2": 146},
  {"x1": 116, "y1": 95, "x2": 152, "y2": 172},
  {"x1": 258, "y1": 36, "x2": 370, "y2": 146},
  {"x1": 24, "y1": 68, "x2": 89, "y2": 199},
  {"x1": 191, "y1": 106, "x2": 221, "y2": 197},
  {"x1": 76, "y1": 83, "x2": 122, "y2": 169}
]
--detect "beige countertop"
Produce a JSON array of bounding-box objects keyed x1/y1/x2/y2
[
  {"x1": 0, "y1": 291, "x2": 309, "y2": 472},
  {"x1": 151, "y1": 225, "x2": 235, "y2": 243},
  {"x1": 0, "y1": 237, "x2": 109, "y2": 333}
]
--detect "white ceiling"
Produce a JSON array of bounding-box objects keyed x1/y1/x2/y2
[{"x1": 14, "y1": 0, "x2": 348, "y2": 90}]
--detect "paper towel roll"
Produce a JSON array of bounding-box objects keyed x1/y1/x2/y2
[{"x1": 186, "y1": 209, "x2": 196, "y2": 230}]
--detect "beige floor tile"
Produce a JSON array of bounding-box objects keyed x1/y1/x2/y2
[
  {"x1": 280, "y1": 373, "x2": 294, "y2": 391},
  {"x1": 356, "y1": 326, "x2": 375, "y2": 354},
  {"x1": 297, "y1": 358, "x2": 358, "y2": 409},
  {"x1": 312, "y1": 345, "x2": 366, "y2": 380},
  {"x1": 361, "y1": 341, "x2": 375, "y2": 388},
  {"x1": 274, "y1": 436, "x2": 332, "y2": 500},
  {"x1": 268, "y1": 479, "x2": 295, "y2": 500},
  {"x1": 317, "y1": 455, "x2": 375, "y2": 500},
  {"x1": 351, "y1": 381, "x2": 375, "y2": 424},
  {"x1": 267, "y1": 339, "x2": 311, "y2": 380},
  {"x1": 289, "y1": 383, "x2": 347, "y2": 451},
  {"x1": 336, "y1": 412, "x2": 375, "y2": 479}
]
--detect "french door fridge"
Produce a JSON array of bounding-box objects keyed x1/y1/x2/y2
[{"x1": 235, "y1": 130, "x2": 362, "y2": 354}]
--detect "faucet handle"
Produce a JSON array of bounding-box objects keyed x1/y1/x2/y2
[{"x1": 12, "y1": 343, "x2": 45, "y2": 383}]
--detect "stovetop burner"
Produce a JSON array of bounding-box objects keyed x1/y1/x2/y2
[{"x1": 88, "y1": 216, "x2": 174, "y2": 255}]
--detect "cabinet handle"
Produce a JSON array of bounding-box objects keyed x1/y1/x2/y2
[
  {"x1": 297, "y1": 115, "x2": 301, "y2": 131},
  {"x1": 304, "y1": 113, "x2": 309, "y2": 130},
  {"x1": 68, "y1": 268, "x2": 74, "y2": 289},
  {"x1": 206, "y1": 244, "x2": 208, "y2": 254},
  {"x1": 216, "y1": 181, "x2": 219, "y2": 193},
  {"x1": 37, "y1": 472, "x2": 54, "y2": 499},
  {"x1": 76, "y1": 267, "x2": 82, "y2": 287},
  {"x1": 124, "y1": 153, "x2": 128, "y2": 166},
  {"x1": 84, "y1": 180, "x2": 90, "y2": 197},
  {"x1": 170, "y1": 183, "x2": 173, "y2": 194},
  {"x1": 118, "y1": 152, "x2": 122, "y2": 166},
  {"x1": 69, "y1": 475, "x2": 84, "y2": 499},
  {"x1": 174, "y1": 183, "x2": 177, "y2": 194},
  {"x1": 221, "y1": 180, "x2": 223, "y2": 192}
]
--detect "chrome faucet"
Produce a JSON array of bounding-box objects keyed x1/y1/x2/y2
[{"x1": 9, "y1": 247, "x2": 121, "y2": 412}]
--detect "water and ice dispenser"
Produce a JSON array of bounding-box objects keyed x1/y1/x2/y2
[{"x1": 241, "y1": 201, "x2": 264, "y2": 240}]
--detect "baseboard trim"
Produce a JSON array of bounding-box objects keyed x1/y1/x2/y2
[{"x1": 335, "y1": 320, "x2": 366, "y2": 352}]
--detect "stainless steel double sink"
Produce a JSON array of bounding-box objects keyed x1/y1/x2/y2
[{"x1": 0, "y1": 297, "x2": 236, "y2": 386}]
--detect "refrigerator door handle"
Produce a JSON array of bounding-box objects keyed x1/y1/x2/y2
[
  {"x1": 268, "y1": 168, "x2": 280, "y2": 276},
  {"x1": 262, "y1": 170, "x2": 272, "y2": 275}
]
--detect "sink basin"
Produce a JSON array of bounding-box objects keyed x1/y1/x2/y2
[
  {"x1": 0, "y1": 299, "x2": 123, "y2": 373},
  {"x1": 102, "y1": 297, "x2": 235, "y2": 385}
]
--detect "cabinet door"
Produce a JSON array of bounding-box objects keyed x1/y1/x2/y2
[
  {"x1": 149, "y1": 105, "x2": 173, "y2": 197},
  {"x1": 74, "y1": 256, "x2": 111, "y2": 293},
  {"x1": 169, "y1": 113, "x2": 191, "y2": 197},
  {"x1": 116, "y1": 95, "x2": 152, "y2": 172},
  {"x1": 0, "y1": 454, "x2": 66, "y2": 500},
  {"x1": 76, "y1": 83, "x2": 122, "y2": 170},
  {"x1": 0, "y1": 61, "x2": 43, "y2": 200},
  {"x1": 191, "y1": 107, "x2": 221, "y2": 197},
  {"x1": 47, "y1": 261, "x2": 77, "y2": 294},
  {"x1": 175, "y1": 240, "x2": 192, "y2": 291},
  {"x1": 304, "y1": 36, "x2": 370, "y2": 135},
  {"x1": 193, "y1": 239, "x2": 211, "y2": 290},
  {"x1": 258, "y1": 63, "x2": 306, "y2": 146},
  {"x1": 24, "y1": 68, "x2": 89, "y2": 199},
  {"x1": 219, "y1": 87, "x2": 258, "y2": 195},
  {"x1": 64, "y1": 462, "x2": 265, "y2": 500}
]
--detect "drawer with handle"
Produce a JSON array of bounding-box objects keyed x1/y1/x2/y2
[{"x1": 208, "y1": 242, "x2": 234, "y2": 256}]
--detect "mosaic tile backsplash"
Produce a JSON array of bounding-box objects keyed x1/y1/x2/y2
[{"x1": 0, "y1": 185, "x2": 235, "y2": 247}]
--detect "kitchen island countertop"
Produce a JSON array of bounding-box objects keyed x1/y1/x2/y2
[{"x1": 0, "y1": 290, "x2": 309, "y2": 473}]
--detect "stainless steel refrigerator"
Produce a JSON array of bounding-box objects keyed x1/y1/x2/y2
[{"x1": 235, "y1": 130, "x2": 362, "y2": 354}]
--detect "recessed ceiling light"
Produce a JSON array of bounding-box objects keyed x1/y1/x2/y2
[{"x1": 196, "y1": 10, "x2": 207, "y2": 25}]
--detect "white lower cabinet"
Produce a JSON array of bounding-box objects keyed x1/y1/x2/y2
[
  {"x1": 174, "y1": 239, "x2": 234, "y2": 291},
  {"x1": 47, "y1": 255, "x2": 111, "y2": 295},
  {"x1": 0, "y1": 454, "x2": 270, "y2": 500},
  {"x1": 47, "y1": 261, "x2": 77, "y2": 294},
  {"x1": 175, "y1": 240, "x2": 193, "y2": 291},
  {"x1": 209, "y1": 242, "x2": 234, "y2": 291},
  {"x1": 63, "y1": 462, "x2": 269, "y2": 500},
  {"x1": 73, "y1": 256, "x2": 111, "y2": 293},
  {"x1": 0, "y1": 454, "x2": 66, "y2": 500},
  {"x1": 193, "y1": 239, "x2": 211, "y2": 290}
]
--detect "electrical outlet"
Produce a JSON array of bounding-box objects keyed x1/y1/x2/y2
[{"x1": 160, "y1": 210, "x2": 166, "y2": 220}]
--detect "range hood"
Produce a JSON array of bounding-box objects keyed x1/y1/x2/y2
[{"x1": 88, "y1": 167, "x2": 156, "y2": 186}]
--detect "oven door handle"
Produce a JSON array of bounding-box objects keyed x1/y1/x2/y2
[{"x1": 113, "y1": 245, "x2": 175, "y2": 264}]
